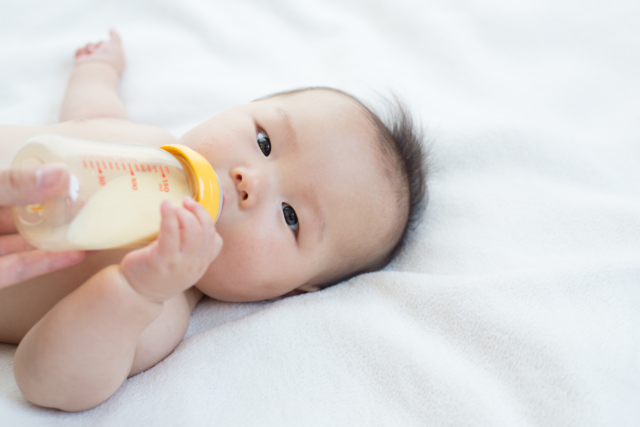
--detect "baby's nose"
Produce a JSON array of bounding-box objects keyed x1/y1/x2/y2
[
  {"x1": 231, "y1": 167, "x2": 263, "y2": 208},
  {"x1": 232, "y1": 170, "x2": 248, "y2": 201}
]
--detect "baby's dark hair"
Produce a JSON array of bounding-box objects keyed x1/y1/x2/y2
[{"x1": 257, "y1": 87, "x2": 428, "y2": 289}]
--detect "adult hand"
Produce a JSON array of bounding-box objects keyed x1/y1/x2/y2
[{"x1": 0, "y1": 166, "x2": 85, "y2": 289}]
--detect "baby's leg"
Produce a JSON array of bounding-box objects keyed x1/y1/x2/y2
[{"x1": 59, "y1": 30, "x2": 127, "y2": 122}]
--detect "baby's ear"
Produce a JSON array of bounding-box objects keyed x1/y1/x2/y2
[
  {"x1": 298, "y1": 283, "x2": 321, "y2": 293},
  {"x1": 280, "y1": 283, "x2": 321, "y2": 298}
]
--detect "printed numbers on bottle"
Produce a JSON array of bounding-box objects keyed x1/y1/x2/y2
[
  {"x1": 159, "y1": 179, "x2": 170, "y2": 192},
  {"x1": 131, "y1": 177, "x2": 138, "y2": 191}
]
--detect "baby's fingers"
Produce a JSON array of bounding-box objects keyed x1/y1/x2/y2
[
  {"x1": 157, "y1": 201, "x2": 180, "y2": 257},
  {"x1": 183, "y1": 197, "x2": 221, "y2": 261},
  {"x1": 109, "y1": 29, "x2": 122, "y2": 45},
  {"x1": 210, "y1": 230, "x2": 223, "y2": 261},
  {"x1": 183, "y1": 197, "x2": 215, "y2": 229},
  {"x1": 183, "y1": 197, "x2": 216, "y2": 243},
  {"x1": 175, "y1": 198, "x2": 203, "y2": 252}
]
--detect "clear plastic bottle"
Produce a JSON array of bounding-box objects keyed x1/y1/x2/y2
[{"x1": 11, "y1": 134, "x2": 222, "y2": 251}]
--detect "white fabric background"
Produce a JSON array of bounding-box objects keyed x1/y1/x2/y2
[{"x1": 1, "y1": 0, "x2": 639, "y2": 425}]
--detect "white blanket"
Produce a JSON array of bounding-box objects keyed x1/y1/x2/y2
[{"x1": 1, "y1": 0, "x2": 639, "y2": 425}]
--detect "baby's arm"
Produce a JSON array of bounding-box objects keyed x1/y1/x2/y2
[
  {"x1": 60, "y1": 30, "x2": 127, "y2": 122},
  {"x1": 13, "y1": 198, "x2": 222, "y2": 412}
]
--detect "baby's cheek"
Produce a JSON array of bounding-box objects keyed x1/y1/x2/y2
[
  {"x1": 200, "y1": 228, "x2": 288, "y2": 299},
  {"x1": 232, "y1": 231, "x2": 285, "y2": 278}
]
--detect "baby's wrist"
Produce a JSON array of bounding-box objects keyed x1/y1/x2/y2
[
  {"x1": 74, "y1": 59, "x2": 123, "y2": 78},
  {"x1": 118, "y1": 265, "x2": 169, "y2": 305}
]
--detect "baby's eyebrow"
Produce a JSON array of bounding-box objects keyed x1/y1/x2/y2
[
  {"x1": 305, "y1": 186, "x2": 325, "y2": 244},
  {"x1": 275, "y1": 107, "x2": 297, "y2": 150}
]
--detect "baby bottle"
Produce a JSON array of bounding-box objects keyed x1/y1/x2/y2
[{"x1": 10, "y1": 134, "x2": 222, "y2": 251}]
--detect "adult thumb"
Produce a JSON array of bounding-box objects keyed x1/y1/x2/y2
[{"x1": 0, "y1": 166, "x2": 69, "y2": 206}]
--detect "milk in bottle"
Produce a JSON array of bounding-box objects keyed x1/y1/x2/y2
[{"x1": 11, "y1": 134, "x2": 221, "y2": 251}]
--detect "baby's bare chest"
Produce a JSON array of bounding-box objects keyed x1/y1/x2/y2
[{"x1": 0, "y1": 249, "x2": 131, "y2": 344}]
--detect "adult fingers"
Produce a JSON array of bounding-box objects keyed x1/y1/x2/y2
[
  {"x1": 0, "y1": 234, "x2": 33, "y2": 256},
  {"x1": 0, "y1": 206, "x2": 17, "y2": 235},
  {"x1": 0, "y1": 166, "x2": 69, "y2": 206},
  {"x1": 0, "y1": 249, "x2": 85, "y2": 290}
]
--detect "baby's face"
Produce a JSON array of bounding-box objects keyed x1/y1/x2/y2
[{"x1": 179, "y1": 90, "x2": 396, "y2": 301}]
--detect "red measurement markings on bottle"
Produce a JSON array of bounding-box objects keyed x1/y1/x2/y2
[
  {"x1": 97, "y1": 163, "x2": 105, "y2": 186},
  {"x1": 159, "y1": 179, "x2": 170, "y2": 193},
  {"x1": 81, "y1": 158, "x2": 108, "y2": 185},
  {"x1": 80, "y1": 157, "x2": 170, "y2": 191},
  {"x1": 127, "y1": 163, "x2": 138, "y2": 190}
]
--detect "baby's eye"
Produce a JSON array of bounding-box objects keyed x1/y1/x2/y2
[
  {"x1": 282, "y1": 203, "x2": 299, "y2": 233},
  {"x1": 257, "y1": 131, "x2": 271, "y2": 157}
]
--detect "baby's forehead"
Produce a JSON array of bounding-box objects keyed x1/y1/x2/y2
[
  {"x1": 271, "y1": 90, "x2": 392, "y2": 201},
  {"x1": 256, "y1": 89, "x2": 371, "y2": 124}
]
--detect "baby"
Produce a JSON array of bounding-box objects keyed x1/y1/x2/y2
[{"x1": 0, "y1": 30, "x2": 427, "y2": 411}]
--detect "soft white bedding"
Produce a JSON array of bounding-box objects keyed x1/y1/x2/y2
[{"x1": 1, "y1": 0, "x2": 639, "y2": 425}]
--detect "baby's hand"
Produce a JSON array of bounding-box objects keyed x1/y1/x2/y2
[
  {"x1": 75, "y1": 29, "x2": 125, "y2": 76},
  {"x1": 121, "y1": 197, "x2": 222, "y2": 303}
]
